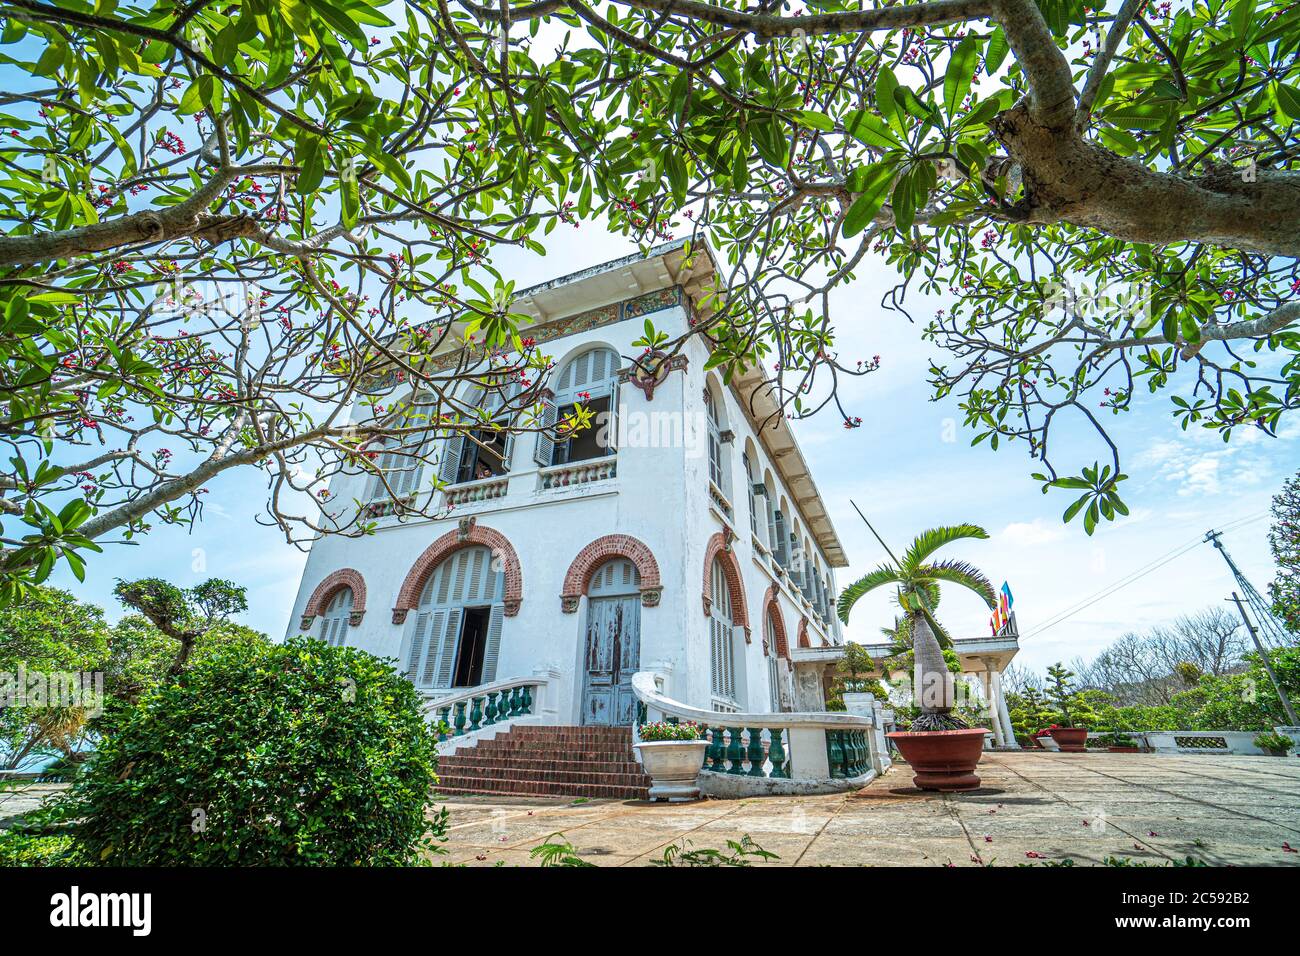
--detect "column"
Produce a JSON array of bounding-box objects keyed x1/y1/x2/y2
[{"x1": 989, "y1": 659, "x2": 1020, "y2": 749}]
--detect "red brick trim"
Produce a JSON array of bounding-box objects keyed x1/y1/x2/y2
[
  {"x1": 392, "y1": 523, "x2": 522, "y2": 623},
  {"x1": 301, "y1": 568, "x2": 367, "y2": 627},
  {"x1": 702, "y1": 531, "x2": 750, "y2": 640},
  {"x1": 762, "y1": 583, "x2": 790, "y2": 659},
  {"x1": 797, "y1": 616, "x2": 811, "y2": 649},
  {"x1": 560, "y1": 534, "x2": 663, "y2": 611}
]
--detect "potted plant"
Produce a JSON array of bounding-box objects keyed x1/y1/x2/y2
[
  {"x1": 1106, "y1": 732, "x2": 1141, "y2": 753},
  {"x1": 1253, "y1": 731, "x2": 1294, "y2": 758},
  {"x1": 1043, "y1": 664, "x2": 1089, "y2": 752},
  {"x1": 635, "y1": 721, "x2": 708, "y2": 800},
  {"x1": 838, "y1": 523, "x2": 996, "y2": 792}
]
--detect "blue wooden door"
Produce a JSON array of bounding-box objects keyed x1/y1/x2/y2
[{"x1": 582, "y1": 559, "x2": 642, "y2": 726}]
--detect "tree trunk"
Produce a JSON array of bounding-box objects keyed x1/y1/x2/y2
[{"x1": 910, "y1": 612, "x2": 967, "y2": 731}]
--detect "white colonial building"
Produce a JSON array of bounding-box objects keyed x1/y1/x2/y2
[{"x1": 286, "y1": 241, "x2": 1017, "y2": 798}]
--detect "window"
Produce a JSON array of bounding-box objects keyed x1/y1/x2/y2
[
  {"x1": 537, "y1": 347, "x2": 620, "y2": 467},
  {"x1": 764, "y1": 606, "x2": 783, "y2": 712},
  {"x1": 709, "y1": 556, "x2": 738, "y2": 710},
  {"x1": 439, "y1": 380, "x2": 518, "y2": 486},
  {"x1": 743, "y1": 452, "x2": 758, "y2": 537},
  {"x1": 319, "y1": 588, "x2": 353, "y2": 647},
  {"x1": 705, "y1": 390, "x2": 723, "y2": 489},
  {"x1": 363, "y1": 396, "x2": 435, "y2": 503},
  {"x1": 402, "y1": 545, "x2": 506, "y2": 691}
]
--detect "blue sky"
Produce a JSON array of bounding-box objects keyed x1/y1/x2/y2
[{"x1": 45, "y1": 222, "x2": 1295, "y2": 677}]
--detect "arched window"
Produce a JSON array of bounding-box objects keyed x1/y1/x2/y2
[
  {"x1": 764, "y1": 605, "x2": 782, "y2": 712},
  {"x1": 705, "y1": 387, "x2": 733, "y2": 518},
  {"x1": 709, "y1": 556, "x2": 739, "y2": 710},
  {"x1": 319, "y1": 588, "x2": 353, "y2": 647},
  {"x1": 743, "y1": 451, "x2": 758, "y2": 537},
  {"x1": 537, "y1": 347, "x2": 620, "y2": 467},
  {"x1": 402, "y1": 545, "x2": 505, "y2": 691}
]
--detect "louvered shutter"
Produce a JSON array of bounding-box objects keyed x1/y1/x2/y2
[
  {"x1": 481, "y1": 604, "x2": 505, "y2": 683},
  {"x1": 604, "y1": 380, "x2": 618, "y2": 453},
  {"x1": 431, "y1": 607, "x2": 463, "y2": 688},
  {"x1": 437, "y1": 433, "x2": 464, "y2": 486},
  {"x1": 773, "y1": 511, "x2": 788, "y2": 566},
  {"x1": 404, "y1": 610, "x2": 433, "y2": 680},
  {"x1": 533, "y1": 396, "x2": 558, "y2": 466}
]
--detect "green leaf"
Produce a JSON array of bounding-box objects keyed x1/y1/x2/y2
[
  {"x1": 843, "y1": 110, "x2": 901, "y2": 150},
  {"x1": 944, "y1": 36, "x2": 981, "y2": 116},
  {"x1": 842, "y1": 163, "x2": 896, "y2": 237}
]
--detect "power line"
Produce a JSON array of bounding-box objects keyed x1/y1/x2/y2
[{"x1": 1020, "y1": 511, "x2": 1267, "y2": 640}]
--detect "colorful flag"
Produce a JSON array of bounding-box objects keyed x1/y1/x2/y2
[{"x1": 1001, "y1": 581, "x2": 1014, "y2": 610}]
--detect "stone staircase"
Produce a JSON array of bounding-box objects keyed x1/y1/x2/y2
[{"x1": 435, "y1": 725, "x2": 652, "y2": 800}]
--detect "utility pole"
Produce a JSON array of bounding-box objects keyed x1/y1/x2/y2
[
  {"x1": 1205, "y1": 529, "x2": 1294, "y2": 648},
  {"x1": 1229, "y1": 591, "x2": 1298, "y2": 726}
]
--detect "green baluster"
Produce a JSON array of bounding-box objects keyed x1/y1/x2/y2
[
  {"x1": 827, "y1": 731, "x2": 846, "y2": 779},
  {"x1": 856, "y1": 731, "x2": 869, "y2": 775},
  {"x1": 768, "y1": 728, "x2": 788, "y2": 778},
  {"x1": 847, "y1": 732, "x2": 861, "y2": 775},
  {"x1": 469, "y1": 696, "x2": 483, "y2": 732},
  {"x1": 710, "y1": 726, "x2": 727, "y2": 772},
  {"x1": 520, "y1": 685, "x2": 533, "y2": 715},
  {"x1": 746, "y1": 727, "x2": 766, "y2": 777},
  {"x1": 702, "y1": 729, "x2": 713, "y2": 770},
  {"x1": 483, "y1": 691, "x2": 498, "y2": 725},
  {"x1": 437, "y1": 706, "x2": 451, "y2": 742},
  {"x1": 726, "y1": 727, "x2": 745, "y2": 775},
  {"x1": 453, "y1": 700, "x2": 467, "y2": 736},
  {"x1": 506, "y1": 686, "x2": 519, "y2": 717}
]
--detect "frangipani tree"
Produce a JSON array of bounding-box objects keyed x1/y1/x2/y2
[
  {"x1": 3, "y1": 0, "x2": 1298, "y2": 601},
  {"x1": 837, "y1": 524, "x2": 996, "y2": 730}
]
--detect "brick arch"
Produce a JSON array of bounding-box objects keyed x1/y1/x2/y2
[
  {"x1": 560, "y1": 534, "x2": 663, "y2": 612},
  {"x1": 392, "y1": 520, "x2": 522, "y2": 623},
  {"x1": 761, "y1": 583, "x2": 790, "y2": 659},
  {"x1": 300, "y1": 568, "x2": 367, "y2": 628},
  {"x1": 702, "y1": 530, "x2": 750, "y2": 641}
]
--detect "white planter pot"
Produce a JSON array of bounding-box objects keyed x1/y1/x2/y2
[
  {"x1": 635, "y1": 740, "x2": 708, "y2": 801},
  {"x1": 841, "y1": 692, "x2": 876, "y2": 717}
]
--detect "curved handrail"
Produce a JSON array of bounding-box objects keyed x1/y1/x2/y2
[
  {"x1": 420, "y1": 674, "x2": 549, "y2": 718},
  {"x1": 631, "y1": 671, "x2": 873, "y2": 730}
]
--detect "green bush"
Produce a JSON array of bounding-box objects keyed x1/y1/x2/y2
[
  {"x1": 1253, "y1": 731, "x2": 1293, "y2": 754},
  {"x1": 41, "y1": 637, "x2": 444, "y2": 865},
  {"x1": 639, "y1": 720, "x2": 703, "y2": 742}
]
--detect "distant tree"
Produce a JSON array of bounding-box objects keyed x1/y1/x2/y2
[
  {"x1": 1269, "y1": 470, "x2": 1300, "y2": 633},
  {"x1": 0, "y1": 586, "x2": 109, "y2": 769},
  {"x1": 112, "y1": 577, "x2": 248, "y2": 675}
]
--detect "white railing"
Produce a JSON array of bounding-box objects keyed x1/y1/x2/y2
[
  {"x1": 538, "y1": 456, "x2": 617, "y2": 490},
  {"x1": 443, "y1": 475, "x2": 509, "y2": 509},
  {"x1": 632, "y1": 671, "x2": 883, "y2": 795},
  {"x1": 423, "y1": 673, "x2": 558, "y2": 752}
]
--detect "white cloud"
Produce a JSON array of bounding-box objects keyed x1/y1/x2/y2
[{"x1": 998, "y1": 518, "x2": 1067, "y2": 546}]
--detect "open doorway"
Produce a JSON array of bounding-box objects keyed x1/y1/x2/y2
[{"x1": 453, "y1": 606, "x2": 491, "y2": 687}]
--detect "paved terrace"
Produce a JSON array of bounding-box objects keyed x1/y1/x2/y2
[{"x1": 431, "y1": 752, "x2": 1300, "y2": 866}]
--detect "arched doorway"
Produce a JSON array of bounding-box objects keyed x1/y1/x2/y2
[
  {"x1": 402, "y1": 544, "x2": 505, "y2": 691},
  {"x1": 581, "y1": 557, "x2": 642, "y2": 725}
]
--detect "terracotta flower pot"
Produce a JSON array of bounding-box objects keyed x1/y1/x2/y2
[
  {"x1": 886, "y1": 728, "x2": 989, "y2": 792},
  {"x1": 635, "y1": 740, "x2": 708, "y2": 800},
  {"x1": 1049, "y1": 727, "x2": 1088, "y2": 752}
]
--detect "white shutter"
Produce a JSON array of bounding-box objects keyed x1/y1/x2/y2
[
  {"x1": 431, "y1": 607, "x2": 464, "y2": 688},
  {"x1": 405, "y1": 610, "x2": 433, "y2": 679},
  {"x1": 533, "y1": 397, "x2": 557, "y2": 466},
  {"x1": 437, "y1": 434, "x2": 464, "y2": 486},
  {"x1": 481, "y1": 604, "x2": 505, "y2": 683}
]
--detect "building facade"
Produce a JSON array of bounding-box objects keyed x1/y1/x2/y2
[{"x1": 286, "y1": 241, "x2": 850, "y2": 727}]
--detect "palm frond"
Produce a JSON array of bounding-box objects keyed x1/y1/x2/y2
[
  {"x1": 900, "y1": 524, "x2": 990, "y2": 571},
  {"x1": 918, "y1": 558, "x2": 997, "y2": 608},
  {"x1": 836, "y1": 564, "x2": 904, "y2": 623}
]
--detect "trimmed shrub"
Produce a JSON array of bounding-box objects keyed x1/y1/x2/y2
[{"x1": 45, "y1": 637, "x2": 444, "y2": 865}]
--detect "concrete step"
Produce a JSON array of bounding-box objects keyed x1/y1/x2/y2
[
  {"x1": 435, "y1": 778, "x2": 648, "y2": 800},
  {"x1": 440, "y1": 754, "x2": 647, "y2": 775},
  {"x1": 439, "y1": 763, "x2": 650, "y2": 787}
]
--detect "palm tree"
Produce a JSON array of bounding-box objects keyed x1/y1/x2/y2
[{"x1": 837, "y1": 524, "x2": 996, "y2": 731}]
